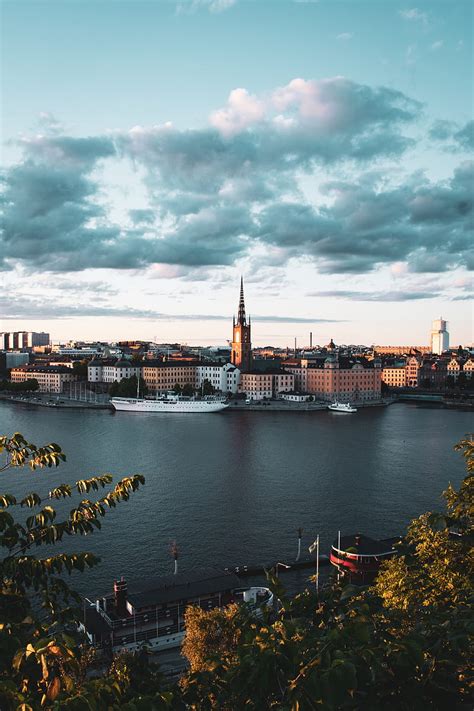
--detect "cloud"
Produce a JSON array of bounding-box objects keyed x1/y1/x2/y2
[
  {"x1": 306, "y1": 289, "x2": 441, "y2": 301},
  {"x1": 429, "y1": 119, "x2": 474, "y2": 152},
  {"x1": 254, "y1": 162, "x2": 473, "y2": 274},
  {"x1": 454, "y1": 121, "x2": 474, "y2": 151},
  {"x1": 209, "y1": 88, "x2": 265, "y2": 137},
  {"x1": 175, "y1": 0, "x2": 236, "y2": 14},
  {"x1": 336, "y1": 33, "x2": 353, "y2": 41},
  {"x1": 430, "y1": 40, "x2": 444, "y2": 51},
  {"x1": 0, "y1": 294, "x2": 339, "y2": 323},
  {"x1": 129, "y1": 209, "x2": 156, "y2": 224},
  {"x1": 2, "y1": 77, "x2": 471, "y2": 278},
  {"x1": 399, "y1": 8, "x2": 428, "y2": 26}
]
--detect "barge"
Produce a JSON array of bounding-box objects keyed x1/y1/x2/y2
[{"x1": 81, "y1": 567, "x2": 273, "y2": 654}]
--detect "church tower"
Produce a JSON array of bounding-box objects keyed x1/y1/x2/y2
[{"x1": 231, "y1": 277, "x2": 252, "y2": 372}]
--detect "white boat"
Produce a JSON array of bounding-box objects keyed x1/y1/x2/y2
[
  {"x1": 328, "y1": 401, "x2": 357, "y2": 413},
  {"x1": 111, "y1": 394, "x2": 229, "y2": 413}
]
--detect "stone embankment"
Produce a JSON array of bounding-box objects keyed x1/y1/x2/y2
[
  {"x1": 0, "y1": 392, "x2": 112, "y2": 410},
  {"x1": 228, "y1": 399, "x2": 389, "y2": 412}
]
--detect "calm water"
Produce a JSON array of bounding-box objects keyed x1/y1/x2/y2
[{"x1": 0, "y1": 402, "x2": 471, "y2": 597}]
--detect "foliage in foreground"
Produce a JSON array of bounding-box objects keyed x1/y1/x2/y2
[
  {"x1": 0, "y1": 432, "x2": 165, "y2": 710},
  {"x1": 1, "y1": 432, "x2": 472, "y2": 710}
]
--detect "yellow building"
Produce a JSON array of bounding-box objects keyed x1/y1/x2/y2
[
  {"x1": 141, "y1": 361, "x2": 197, "y2": 394},
  {"x1": 10, "y1": 365, "x2": 78, "y2": 393},
  {"x1": 382, "y1": 366, "x2": 407, "y2": 388}
]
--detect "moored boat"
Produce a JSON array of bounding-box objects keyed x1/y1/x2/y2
[
  {"x1": 80, "y1": 568, "x2": 274, "y2": 654},
  {"x1": 330, "y1": 533, "x2": 400, "y2": 584},
  {"x1": 111, "y1": 394, "x2": 229, "y2": 413},
  {"x1": 327, "y1": 401, "x2": 357, "y2": 413}
]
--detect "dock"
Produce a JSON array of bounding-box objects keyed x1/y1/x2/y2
[{"x1": 224, "y1": 554, "x2": 330, "y2": 578}]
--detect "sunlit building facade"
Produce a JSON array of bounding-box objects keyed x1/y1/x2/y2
[{"x1": 10, "y1": 365, "x2": 78, "y2": 393}]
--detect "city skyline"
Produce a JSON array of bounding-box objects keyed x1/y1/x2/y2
[{"x1": 1, "y1": 0, "x2": 472, "y2": 345}]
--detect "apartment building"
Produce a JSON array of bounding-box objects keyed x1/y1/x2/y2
[{"x1": 10, "y1": 365, "x2": 78, "y2": 393}]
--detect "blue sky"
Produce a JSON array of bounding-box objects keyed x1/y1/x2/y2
[{"x1": 1, "y1": 0, "x2": 473, "y2": 346}]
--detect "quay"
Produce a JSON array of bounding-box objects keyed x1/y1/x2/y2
[
  {"x1": 0, "y1": 392, "x2": 111, "y2": 410},
  {"x1": 225, "y1": 554, "x2": 330, "y2": 577}
]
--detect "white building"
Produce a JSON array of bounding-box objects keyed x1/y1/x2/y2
[
  {"x1": 280, "y1": 392, "x2": 312, "y2": 402},
  {"x1": 88, "y1": 358, "x2": 141, "y2": 384},
  {"x1": 0, "y1": 332, "x2": 50, "y2": 350},
  {"x1": 430, "y1": 318, "x2": 449, "y2": 355},
  {"x1": 196, "y1": 362, "x2": 240, "y2": 393}
]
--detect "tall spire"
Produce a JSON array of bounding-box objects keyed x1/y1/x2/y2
[{"x1": 237, "y1": 276, "x2": 246, "y2": 325}]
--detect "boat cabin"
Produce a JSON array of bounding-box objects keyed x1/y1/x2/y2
[{"x1": 330, "y1": 534, "x2": 400, "y2": 583}]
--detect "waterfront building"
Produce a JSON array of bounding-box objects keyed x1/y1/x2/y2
[
  {"x1": 87, "y1": 358, "x2": 141, "y2": 384},
  {"x1": 419, "y1": 358, "x2": 448, "y2": 388},
  {"x1": 196, "y1": 362, "x2": 240, "y2": 394},
  {"x1": 283, "y1": 356, "x2": 381, "y2": 402},
  {"x1": 374, "y1": 345, "x2": 431, "y2": 355},
  {"x1": 231, "y1": 278, "x2": 252, "y2": 373},
  {"x1": 382, "y1": 365, "x2": 407, "y2": 388},
  {"x1": 0, "y1": 331, "x2": 50, "y2": 351},
  {"x1": 405, "y1": 355, "x2": 422, "y2": 387},
  {"x1": 280, "y1": 392, "x2": 312, "y2": 402},
  {"x1": 0, "y1": 351, "x2": 30, "y2": 369},
  {"x1": 239, "y1": 370, "x2": 294, "y2": 400},
  {"x1": 447, "y1": 357, "x2": 464, "y2": 381},
  {"x1": 10, "y1": 365, "x2": 79, "y2": 393},
  {"x1": 142, "y1": 360, "x2": 198, "y2": 394},
  {"x1": 463, "y1": 358, "x2": 474, "y2": 379},
  {"x1": 430, "y1": 318, "x2": 449, "y2": 355}
]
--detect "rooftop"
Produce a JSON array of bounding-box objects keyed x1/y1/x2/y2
[
  {"x1": 127, "y1": 567, "x2": 241, "y2": 610},
  {"x1": 333, "y1": 534, "x2": 401, "y2": 556}
]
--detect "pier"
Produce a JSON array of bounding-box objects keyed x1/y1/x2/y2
[{"x1": 224, "y1": 554, "x2": 330, "y2": 578}]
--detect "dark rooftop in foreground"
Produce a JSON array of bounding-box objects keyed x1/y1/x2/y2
[{"x1": 127, "y1": 567, "x2": 242, "y2": 610}]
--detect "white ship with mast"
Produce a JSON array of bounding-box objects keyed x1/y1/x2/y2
[
  {"x1": 111, "y1": 394, "x2": 229, "y2": 413},
  {"x1": 111, "y1": 378, "x2": 229, "y2": 413}
]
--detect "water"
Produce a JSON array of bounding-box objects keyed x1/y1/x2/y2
[{"x1": 0, "y1": 401, "x2": 471, "y2": 598}]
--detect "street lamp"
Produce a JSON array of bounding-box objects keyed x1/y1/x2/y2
[{"x1": 274, "y1": 562, "x2": 291, "y2": 578}]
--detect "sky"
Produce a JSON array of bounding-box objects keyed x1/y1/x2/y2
[{"x1": 1, "y1": 0, "x2": 473, "y2": 347}]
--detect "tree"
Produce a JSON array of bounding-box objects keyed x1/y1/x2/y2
[
  {"x1": 201, "y1": 380, "x2": 215, "y2": 396},
  {"x1": 72, "y1": 361, "x2": 88, "y2": 378},
  {"x1": 181, "y1": 384, "x2": 195, "y2": 397},
  {"x1": 181, "y1": 604, "x2": 243, "y2": 675},
  {"x1": 173, "y1": 383, "x2": 182, "y2": 395},
  {"x1": 0, "y1": 432, "x2": 158, "y2": 710},
  {"x1": 109, "y1": 375, "x2": 148, "y2": 398},
  {"x1": 375, "y1": 435, "x2": 473, "y2": 614},
  {"x1": 0, "y1": 379, "x2": 39, "y2": 393}
]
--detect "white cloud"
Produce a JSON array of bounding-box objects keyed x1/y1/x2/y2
[
  {"x1": 208, "y1": 0, "x2": 236, "y2": 12},
  {"x1": 175, "y1": 0, "x2": 236, "y2": 14},
  {"x1": 431, "y1": 40, "x2": 444, "y2": 51},
  {"x1": 209, "y1": 88, "x2": 265, "y2": 137},
  {"x1": 399, "y1": 8, "x2": 429, "y2": 25},
  {"x1": 336, "y1": 33, "x2": 353, "y2": 41}
]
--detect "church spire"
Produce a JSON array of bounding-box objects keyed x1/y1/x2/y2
[{"x1": 237, "y1": 276, "x2": 246, "y2": 325}]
